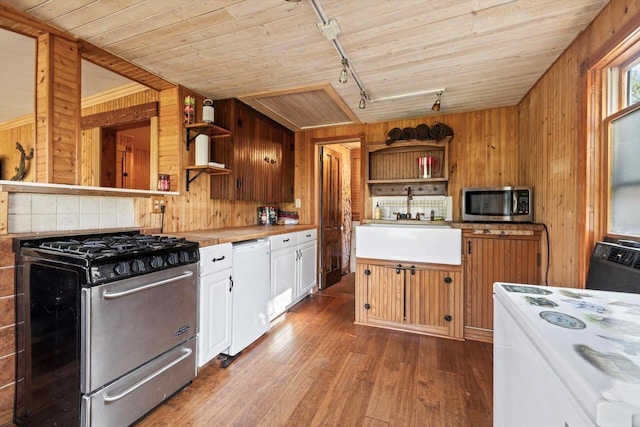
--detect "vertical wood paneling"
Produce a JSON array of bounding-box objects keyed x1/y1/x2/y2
[
  {"x1": 367, "y1": 265, "x2": 404, "y2": 324},
  {"x1": 350, "y1": 149, "x2": 361, "y2": 221},
  {"x1": 299, "y1": 107, "x2": 519, "y2": 224},
  {"x1": 518, "y1": 0, "x2": 640, "y2": 288},
  {"x1": 0, "y1": 118, "x2": 35, "y2": 181},
  {"x1": 464, "y1": 233, "x2": 541, "y2": 331},
  {"x1": 35, "y1": 33, "x2": 80, "y2": 184}
]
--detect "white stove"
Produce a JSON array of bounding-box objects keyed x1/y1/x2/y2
[{"x1": 494, "y1": 282, "x2": 640, "y2": 427}]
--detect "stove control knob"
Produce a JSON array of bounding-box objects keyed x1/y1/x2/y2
[
  {"x1": 167, "y1": 252, "x2": 180, "y2": 266},
  {"x1": 150, "y1": 256, "x2": 164, "y2": 269},
  {"x1": 179, "y1": 251, "x2": 190, "y2": 263},
  {"x1": 114, "y1": 262, "x2": 130, "y2": 276},
  {"x1": 131, "y1": 259, "x2": 145, "y2": 273}
]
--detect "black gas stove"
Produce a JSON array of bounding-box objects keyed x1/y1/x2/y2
[{"x1": 17, "y1": 231, "x2": 199, "y2": 286}]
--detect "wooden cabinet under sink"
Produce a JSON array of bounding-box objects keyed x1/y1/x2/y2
[{"x1": 355, "y1": 259, "x2": 463, "y2": 339}]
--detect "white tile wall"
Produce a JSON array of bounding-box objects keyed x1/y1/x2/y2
[
  {"x1": 7, "y1": 193, "x2": 137, "y2": 234},
  {"x1": 372, "y1": 195, "x2": 453, "y2": 221}
]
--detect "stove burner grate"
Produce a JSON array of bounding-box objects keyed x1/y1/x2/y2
[{"x1": 37, "y1": 234, "x2": 194, "y2": 258}]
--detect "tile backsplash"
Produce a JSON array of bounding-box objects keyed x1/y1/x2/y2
[
  {"x1": 8, "y1": 193, "x2": 136, "y2": 233},
  {"x1": 372, "y1": 195, "x2": 453, "y2": 220}
]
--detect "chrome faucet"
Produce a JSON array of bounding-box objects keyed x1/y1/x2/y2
[{"x1": 407, "y1": 186, "x2": 413, "y2": 218}]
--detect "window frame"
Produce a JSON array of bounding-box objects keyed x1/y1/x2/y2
[{"x1": 586, "y1": 16, "x2": 640, "y2": 246}]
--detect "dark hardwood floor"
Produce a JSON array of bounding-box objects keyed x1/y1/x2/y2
[{"x1": 139, "y1": 273, "x2": 493, "y2": 427}]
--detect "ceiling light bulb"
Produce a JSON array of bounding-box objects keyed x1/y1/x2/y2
[
  {"x1": 359, "y1": 91, "x2": 366, "y2": 109},
  {"x1": 339, "y1": 58, "x2": 348, "y2": 84},
  {"x1": 431, "y1": 92, "x2": 442, "y2": 112},
  {"x1": 339, "y1": 68, "x2": 347, "y2": 84}
]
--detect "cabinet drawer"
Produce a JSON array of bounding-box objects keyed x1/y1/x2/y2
[
  {"x1": 298, "y1": 229, "x2": 317, "y2": 244},
  {"x1": 199, "y1": 243, "x2": 232, "y2": 276},
  {"x1": 269, "y1": 232, "x2": 298, "y2": 252}
]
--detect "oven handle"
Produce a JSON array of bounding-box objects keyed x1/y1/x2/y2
[
  {"x1": 103, "y1": 347, "x2": 193, "y2": 403},
  {"x1": 103, "y1": 271, "x2": 194, "y2": 299}
]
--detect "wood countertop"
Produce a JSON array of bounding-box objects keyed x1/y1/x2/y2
[
  {"x1": 166, "y1": 224, "x2": 317, "y2": 247},
  {"x1": 454, "y1": 222, "x2": 544, "y2": 231}
]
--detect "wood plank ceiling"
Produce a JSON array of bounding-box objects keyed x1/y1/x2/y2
[{"x1": 3, "y1": 0, "x2": 609, "y2": 130}]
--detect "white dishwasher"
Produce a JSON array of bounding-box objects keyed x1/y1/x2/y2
[{"x1": 224, "y1": 239, "x2": 271, "y2": 361}]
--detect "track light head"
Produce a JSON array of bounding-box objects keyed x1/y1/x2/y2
[
  {"x1": 359, "y1": 91, "x2": 366, "y2": 109},
  {"x1": 339, "y1": 58, "x2": 348, "y2": 84},
  {"x1": 431, "y1": 91, "x2": 442, "y2": 112}
]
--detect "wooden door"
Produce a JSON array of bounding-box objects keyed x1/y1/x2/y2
[
  {"x1": 321, "y1": 147, "x2": 343, "y2": 289},
  {"x1": 464, "y1": 234, "x2": 540, "y2": 332}
]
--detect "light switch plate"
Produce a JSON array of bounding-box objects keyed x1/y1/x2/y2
[{"x1": 295, "y1": 198, "x2": 301, "y2": 208}]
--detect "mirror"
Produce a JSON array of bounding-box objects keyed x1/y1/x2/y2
[{"x1": 0, "y1": 29, "x2": 36, "y2": 182}]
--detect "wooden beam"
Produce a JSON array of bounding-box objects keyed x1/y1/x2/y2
[{"x1": 80, "y1": 102, "x2": 158, "y2": 129}]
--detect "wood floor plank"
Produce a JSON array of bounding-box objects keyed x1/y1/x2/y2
[{"x1": 137, "y1": 273, "x2": 493, "y2": 427}]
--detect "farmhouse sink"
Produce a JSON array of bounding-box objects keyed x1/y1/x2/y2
[{"x1": 355, "y1": 224, "x2": 461, "y2": 265}]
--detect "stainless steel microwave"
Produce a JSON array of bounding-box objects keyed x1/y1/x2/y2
[{"x1": 461, "y1": 186, "x2": 532, "y2": 222}]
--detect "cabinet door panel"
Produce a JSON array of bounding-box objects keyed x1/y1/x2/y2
[
  {"x1": 406, "y1": 270, "x2": 447, "y2": 328},
  {"x1": 298, "y1": 242, "x2": 317, "y2": 296},
  {"x1": 270, "y1": 248, "x2": 297, "y2": 319},
  {"x1": 367, "y1": 265, "x2": 404, "y2": 323},
  {"x1": 198, "y1": 269, "x2": 232, "y2": 367},
  {"x1": 465, "y1": 236, "x2": 540, "y2": 330}
]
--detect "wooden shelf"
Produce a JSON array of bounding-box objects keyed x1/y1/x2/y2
[
  {"x1": 185, "y1": 122, "x2": 232, "y2": 151},
  {"x1": 185, "y1": 165, "x2": 231, "y2": 192}
]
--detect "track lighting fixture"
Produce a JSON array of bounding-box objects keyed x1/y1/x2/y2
[
  {"x1": 359, "y1": 91, "x2": 366, "y2": 109},
  {"x1": 339, "y1": 58, "x2": 348, "y2": 84},
  {"x1": 431, "y1": 91, "x2": 442, "y2": 112}
]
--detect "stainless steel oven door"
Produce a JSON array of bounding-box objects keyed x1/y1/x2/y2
[
  {"x1": 81, "y1": 338, "x2": 196, "y2": 427},
  {"x1": 81, "y1": 263, "x2": 197, "y2": 394}
]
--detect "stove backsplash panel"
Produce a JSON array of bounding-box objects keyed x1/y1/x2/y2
[{"x1": 8, "y1": 193, "x2": 136, "y2": 233}]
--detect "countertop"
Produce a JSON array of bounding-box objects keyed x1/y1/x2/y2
[
  {"x1": 166, "y1": 224, "x2": 317, "y2": 247},
  {"x1": 361, "y1": 220, "x2": 544, "y2": 231}
]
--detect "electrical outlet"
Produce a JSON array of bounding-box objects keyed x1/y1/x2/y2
[
  {"x1": 151, "y1": 197, "x2": 167, "y2": 211},
  {"x1": 295, "y1": 198, "x2": 301, "y2": 208}
]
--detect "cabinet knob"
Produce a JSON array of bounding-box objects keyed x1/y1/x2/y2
[
  {"x1": 444, "y1": 277, "x2": 453, "y2": 284},
  {"x1": 364, "y1": 303, "x2": 371, "y2": 310},
  {"x1": 444, "y1": 315, "x2": 453, "y2": 322},
  {"x1": 364, "y1": 269, "x2": 371, "y2": 276}
]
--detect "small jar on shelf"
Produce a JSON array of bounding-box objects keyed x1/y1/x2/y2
[{"x1": 158, "y1": 174, "x2": 170, "y2": 191}]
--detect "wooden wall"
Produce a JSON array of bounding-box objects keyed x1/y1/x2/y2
[
  {"x1": 0, "y1": 117, "x2": 34, "y2": 181},
  {"x1": 35, "y1": 34, "x2": 80, "y2": 185},
  {"x1": 518, "y1": 0, "x2": 640, "y2": 288},
  {"x1": 298, "y1": 106, "x2": 520, "y2": 225}
]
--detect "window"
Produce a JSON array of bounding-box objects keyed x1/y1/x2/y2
[
  {"x1": 625, "y1": 61, "x2": 640, "y2": 105},
  {"x1": 595, "y1": 35, "x2": 640, "y2": 238},
  {"x1": 609, "y1": 106, "x2": 640, "y2": 235}
]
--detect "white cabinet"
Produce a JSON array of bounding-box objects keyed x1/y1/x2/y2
[
  {"x1": 269, "y1": 229, "x2": 317, "y2": 320},
  {"x1": 197, "y1": 243, "x2": 232, "y2": 368},
  {"x1": 297, "y1": 231, "x2": 317, "y2": 297}
]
